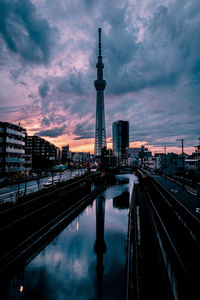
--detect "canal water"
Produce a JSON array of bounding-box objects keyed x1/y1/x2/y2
[{"x1": 2, "y1": 174, "x2": 137, "y2": 300}]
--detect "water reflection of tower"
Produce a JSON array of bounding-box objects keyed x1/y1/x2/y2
[{"x1": 94, "y1": 196, "x2": 106, "y2": 300}]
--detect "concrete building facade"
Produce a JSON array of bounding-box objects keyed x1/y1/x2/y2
[
  {"x1": 0, "y1": 121, "x2": 26, "y2": 182},
  {"x1": 26, "y1": 136, "x2": 59, "y2": 160}
]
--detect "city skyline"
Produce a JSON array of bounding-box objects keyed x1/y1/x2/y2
[{"x1": 0, "y1": 0, "x2": 199, "y2": 154}]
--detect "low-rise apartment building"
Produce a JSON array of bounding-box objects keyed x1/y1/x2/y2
[
  {"x1": 26, "y1": 136, "x2": 60, "y2": 170},
  {"x1": 0, "y1": 121, "x2": 26, "y2": 182}
]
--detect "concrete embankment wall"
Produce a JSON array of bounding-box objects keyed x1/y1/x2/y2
[
  {"x1": 126, "y1": 176, "x2": 173, "y2": 300},
  {"x1": 0, "y1": 175, "x2": 108, "y2": 279}
]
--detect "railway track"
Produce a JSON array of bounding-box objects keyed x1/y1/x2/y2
[
  {"x1": 144, "y1": 175, "x2": 200, "y2": 299},
  {"x1": 0, "y1": 182, "x2": 107, "y2": 277},
  {"x1": 0, "y1": 173, "x2": 96, "y2": 261},
  {"x1": 0, "y1": 172, "x2": 92, "y2": 228}
]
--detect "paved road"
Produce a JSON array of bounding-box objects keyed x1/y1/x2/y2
[
  {"x1": 152, "y1": 176, "x2": 200, "y2": 221},
  {"x1": 0, "y1": 169, "x2": 87, "y2": 203}
]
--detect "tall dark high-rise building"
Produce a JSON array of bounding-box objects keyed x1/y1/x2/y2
[
  {"x1": 112, "y1": 120, "x2": 129, "y2": 157},
  {"x1": 61, "y1": 145, "x2": 69, "y2": 162},
  {"x1": 94, "y1": 28, "x2": 106, "y2": 156}
]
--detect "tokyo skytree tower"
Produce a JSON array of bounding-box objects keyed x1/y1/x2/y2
[{"x1": 94, "y1": 28, "x2": 107, "y2": 156}]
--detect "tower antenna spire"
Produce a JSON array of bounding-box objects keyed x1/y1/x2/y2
[{"x1": 98, "y1": 28, "x2": 101, "y2": 56}]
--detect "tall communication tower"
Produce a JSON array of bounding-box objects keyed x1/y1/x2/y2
[{"x1": 94, "y1": 28, "x2": 106, "y2": 156}]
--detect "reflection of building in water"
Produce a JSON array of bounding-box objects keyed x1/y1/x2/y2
[
  {"x1": 113, "y1": 190, "x2": 130, "y2": 210},
  {"x1": 13, "y1": 269, "x2": 24, "y2": 295},
  {"x1": 94, "y1": 196, "x2": 106, "y2": 300},
  {"x1": 115, "y1": 177, "x2": 129, "y2": 185}
]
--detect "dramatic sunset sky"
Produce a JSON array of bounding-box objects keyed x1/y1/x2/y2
[{"x1": 0, "y1": 0, "x2": 199, "y2": 154}]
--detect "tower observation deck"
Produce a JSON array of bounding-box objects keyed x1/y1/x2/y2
[{"x1": 94, "y1": 28, "x2": 106, "y2": 156}]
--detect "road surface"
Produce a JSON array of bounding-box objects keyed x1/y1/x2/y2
[{"x1": 0, "y1": 169, "x2": 87, "y2": 203}]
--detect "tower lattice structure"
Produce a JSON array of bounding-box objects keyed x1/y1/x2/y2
[{"x1": 94, "y1": 28, "x2": 106, "y2": 156}]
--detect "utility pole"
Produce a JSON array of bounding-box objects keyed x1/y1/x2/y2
[
  {"x1": 164, "y1": 146, "x2": 167, "y2": 176},
  {"x1": 176, "y1": 139, "x2": 185, "y2": 184}
]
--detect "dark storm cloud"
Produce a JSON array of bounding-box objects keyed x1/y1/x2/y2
[
  {"x1": 86, "y1": 0, "x2": 200, "y2": 97},
  {"x1": 20, "y1": 99, "x2": 41, "y2": 117},
  {"x1": 103, "y1": 22, "x2": 179, "y2": 94},
  {"x1": 1, "y1": 0, "x2": 200, "y2": 149},
  {"x1": 39, "y1": 80, "x2": 50, "y2": 98},
  {"x1": 105, "y1": 87, "x2": 200, "y2": 148},
  {"x1": 70, "y1": 98, "x2": 94, "y2": 117},
  {"x1": 41, "y1": 117, "x2": 51, "y2": 126},
  {"x1": 73, "y1": 121, "x2": 94, "y2": 140},
  {"x1": 83, "y1": 0, "x2": 95, "y2": 9},
  {"x1": 74, "y1": 136, "x2": 93, "y2": 140},
  {"x1": 0, "y1": 105, "x2": 21, "y2": 113},
  {"x1": 0, "y1": 0, "x2": 57, "y2": 64},
  {"x1": 35, "y1": 124, "x2": 66, "y2": 138},
  {"x1": 48, "y1": 112, "x2": 66, "y2": 125},
  {"x1": 28, "y1": 92, "x2": 38, "y2": 99},
  {"x1": 9, "y1": 68, "x2": 23, "y2": 81},
  {"x1": 85, "y1": 0, "x2": 200, "y2": 148},
  {"x1": 57, "y1": 73, "x2": 86, "y2": 96}
]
